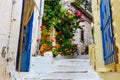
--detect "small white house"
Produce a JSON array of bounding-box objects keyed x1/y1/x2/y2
[{"x1": 61, "y1": 0, "x2": 93, "y2": 54}]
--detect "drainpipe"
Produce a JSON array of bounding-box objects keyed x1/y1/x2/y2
[{"x1": 36, "y1": 0, "x2": 44, "y2": 55}]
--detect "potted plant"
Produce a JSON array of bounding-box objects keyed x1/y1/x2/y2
[{"x1": 40, "y1": 26, "x2": 52, "y2": 56}]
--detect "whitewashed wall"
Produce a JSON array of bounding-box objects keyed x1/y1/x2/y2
[
  {"x1": 0, "y1": 0, "x2": 41, "y2": 79},
  {"x1": 0, "y1": 1, "x2": 13, "y2": 80},
  {"x1": 0, "y1": 0, "x2": 23, "y2": 80},
  {"x1": 83, "y1": 21, "x2": 93, "y2": 46},
  {"x1": 31, "y1": 0, "x2": 40, "y2": 56}
]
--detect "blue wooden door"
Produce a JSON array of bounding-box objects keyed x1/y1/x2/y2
[
  {"x1": 16, "y1": 0, "x2": 34, "y2": 72},
  {"x1": 20, "y1": 12, "x2": 34, "y2": 71},
  {"x1": 100, "y1": 0, "x2": 115, "y2": 65}
]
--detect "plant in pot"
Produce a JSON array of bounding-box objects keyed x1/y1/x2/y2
[{"x1": 40, "y1": 26, "x2": 52, "y2": 56}]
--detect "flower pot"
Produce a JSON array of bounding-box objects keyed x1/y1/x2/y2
[{"x1": 40, "y1": 44, "x2": 52, "y2": 56}]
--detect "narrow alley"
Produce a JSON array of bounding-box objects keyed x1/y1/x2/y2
[{"x1": 1, "y1": 0, "x2": 120, "y2": 80}]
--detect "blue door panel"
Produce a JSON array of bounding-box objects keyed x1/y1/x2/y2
[
  {"x1": 100, "y1": 0, "x2": 114, "y2": 65},
  {"x1": 20, "y1": 12, "x2": 34, "y2": 72}
]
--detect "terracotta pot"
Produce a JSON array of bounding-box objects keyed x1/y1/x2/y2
[{"x1": 40, "y1": 44, "x2": 52, "y2": 56}]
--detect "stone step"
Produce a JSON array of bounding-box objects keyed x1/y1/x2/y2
[
  {"x1": 54, "y1": 59, "x2": 90, "y2": 66},
  {"x1": 40, "y1": 72, "x2": 100, "y2": 80},
  {"x1": 41, "y1": 58, "x2": 101, "y2": 80}
]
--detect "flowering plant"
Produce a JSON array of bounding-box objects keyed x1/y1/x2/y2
[
  {"x1": 40, "y1": 25, "x2": 52, "y2": 56},
  {"x1": 42, "y1": 0, "x2": 84, "y2": 56}
]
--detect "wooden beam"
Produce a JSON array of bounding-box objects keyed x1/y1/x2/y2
[{"x1": 71, "y1": 2, "x2": 93, "y2": 22}]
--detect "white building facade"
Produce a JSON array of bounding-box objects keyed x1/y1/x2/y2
[{"x1": 0, "y1": 0, "x2": 42, "y2": 79}]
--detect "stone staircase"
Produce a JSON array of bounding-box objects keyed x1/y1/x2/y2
[
  {"x1": 20, "y1": 55, "x2": 103, "y2": 80},
  {"x1": 40, "y1": 55, "x2": 103, "y2": 80}
]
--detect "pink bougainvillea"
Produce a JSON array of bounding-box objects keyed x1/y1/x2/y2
[{"x1": 74, "y1": 9, "x2": 83, "y2": 17}]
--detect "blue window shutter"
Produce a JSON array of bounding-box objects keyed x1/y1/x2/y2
[{"x1": 100, "y1": 0, "x2": 115, "y2": 65}]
